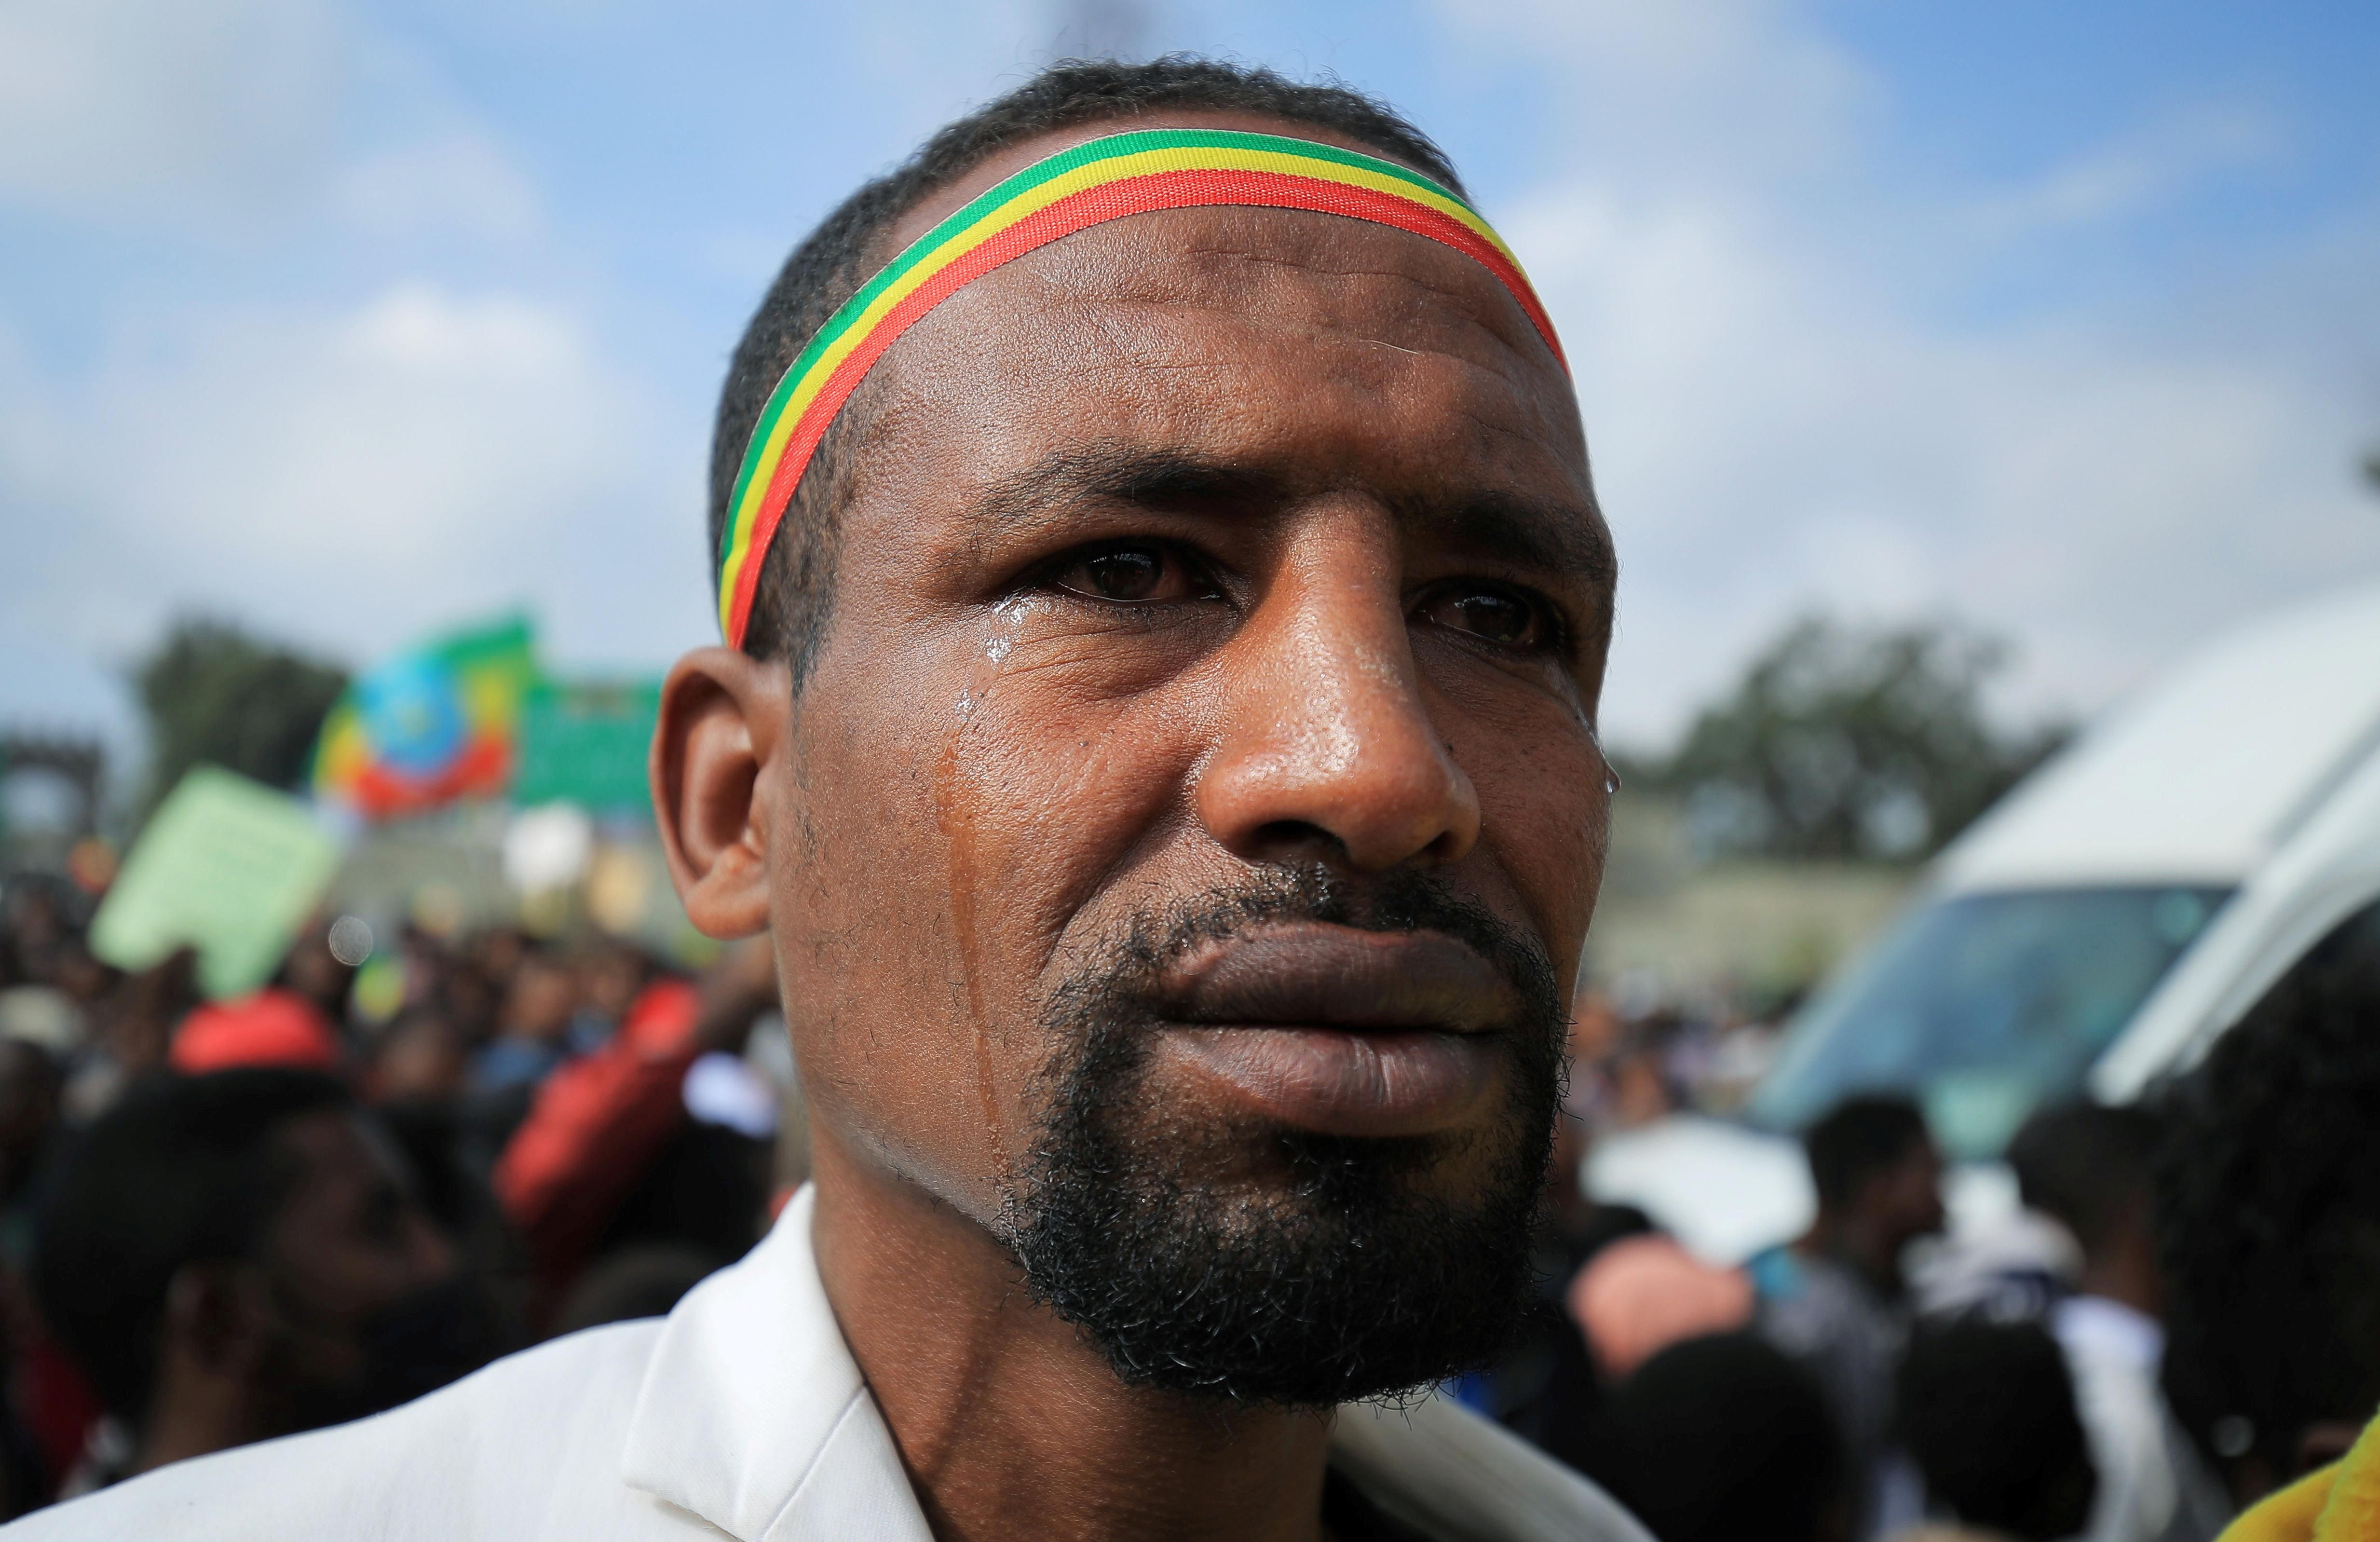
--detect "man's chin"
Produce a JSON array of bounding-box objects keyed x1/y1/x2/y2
[
  {"x1": 1010, "y1": 867, "x2": 1567, "y2": 1404},
  {"x1": 1007, "y1": 1123, "x2": 1547, "y2": 1408}
]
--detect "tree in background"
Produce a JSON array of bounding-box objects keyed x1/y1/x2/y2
[
  {"x1": 135, "y1": 619, "x2": 348, "y2": 816},
  {"x1": 1649, "y1": 616, "x2": 2066, "y2": 863}
]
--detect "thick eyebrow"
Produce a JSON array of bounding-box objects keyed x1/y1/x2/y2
[
  {"x1": 1399, "y1": 487, "x2": 1617, "y2": 588},
  {"x1": 966, "y1": 442, "x2": 1614, "y2": 587},
  {"x1": 968, "y1": 445, "x2": 1282, "y2": 532}
]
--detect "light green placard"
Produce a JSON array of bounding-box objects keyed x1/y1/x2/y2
[{"x1": 90, "y1": 766, "x2": 343, "y2": 1000}]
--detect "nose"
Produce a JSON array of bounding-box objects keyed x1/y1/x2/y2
[{"x1": 1196, "y1": 518, "x2": 1481, "y2": 873}]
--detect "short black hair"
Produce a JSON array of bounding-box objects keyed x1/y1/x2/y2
[
  {"x1": 1803, "y1": 1093, "x2": 1931, "y2": 1211},
  {"x1": 2007, "y1": 1101, "x2": 2164, "y2": 1256},
  {"x1": 1897, "y1": 1317, "x2": 2096, "y2": 1540},
  {"x1": 2159, "y1": 898, "x2": 2380, "y2": 1477},
  {"x1": 31, "y1": 1068, "x2": 354, "y2": 1423},
  {"x1": 1585, "y1": 1333, "x2": 1849, "y2": 1542},
  {"x1": 711, "y1": 56, "x2": 1465, "y2": 683}
]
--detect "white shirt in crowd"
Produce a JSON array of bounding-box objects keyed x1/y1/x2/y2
[
  {"x1": 0, "y1": 1187, "x2": 1649, "y2": 1541},
  {"x1": 2054, "y1": 1295, "x2": 2230, "y2": 1542}
]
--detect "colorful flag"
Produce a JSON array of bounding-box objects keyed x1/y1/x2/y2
[{"x1": 312, "y1": 615, "x2": 538, "y2": 819}]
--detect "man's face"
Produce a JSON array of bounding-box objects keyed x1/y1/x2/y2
[
  {"x1": 255, "y1": 1110, "x2": 498, "y2": 1431},
  {"x1": 1867, "y1": 1137, "x2": 1948, "y2": 1252},
  {"x1": 502, "y1": 960, "x2": 577, "y2": 1044},
  {"x1": 744, "y1": 119, "x2": 1613, "y2": 1402}
]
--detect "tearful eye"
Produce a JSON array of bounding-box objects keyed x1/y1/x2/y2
[
  {"x1": 1418, "y1": 587, "x2": 1549, "y2": 650},
  {"x1": 1048, "y1": 544, "x2": 1207, "y2": 604}
]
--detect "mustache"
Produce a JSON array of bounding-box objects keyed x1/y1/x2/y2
[{"x1": 1080, "y1": 863, "x2": 1563, "y2": 1030}]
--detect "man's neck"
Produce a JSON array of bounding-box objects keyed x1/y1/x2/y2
[
  {"x1": 809, "y1": 1136, "x2": 1335, "y2": 1542},
  {"x1": 2077, "y1": 1227, "x2": 2164, "y2": 1321}
]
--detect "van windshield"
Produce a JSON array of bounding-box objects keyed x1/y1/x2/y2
[{"x1": 1746, "y1": 886, "x2": 2230, "y2": 1159}]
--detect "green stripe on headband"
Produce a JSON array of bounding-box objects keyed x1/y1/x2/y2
[{"x1": 717, "y1": 128, "x2": 1564, "y2": 646}]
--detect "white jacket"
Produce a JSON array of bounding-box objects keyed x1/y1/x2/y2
[{"x1": 4, "y1": 1188, "x2": 1649, "y2": 1541}]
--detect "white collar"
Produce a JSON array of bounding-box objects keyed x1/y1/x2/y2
[
  {"x1": 620, "y1": 1186, "x2": 1643, "y2": 1542},
  {"x1": 619, "y1": 1187, "x2": 932, "y2": 1542}
]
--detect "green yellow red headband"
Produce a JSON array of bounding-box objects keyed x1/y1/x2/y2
[{"x1": 716, "y1": 127, "x2": 1566, "y2": 646}]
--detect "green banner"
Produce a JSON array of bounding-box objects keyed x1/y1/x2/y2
[{"x1": 513, "y1": 679, "x2": 663, "y2": 812}]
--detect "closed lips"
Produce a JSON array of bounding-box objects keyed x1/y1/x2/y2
[
  {"x1": 1160, "y1": 924, "x2": 1519, "y2": 1035},
  {"x1": 1148, "y1": 924, "x2": 1518, "y2": 1137}
]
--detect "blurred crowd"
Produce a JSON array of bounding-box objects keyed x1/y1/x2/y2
[
  {"x1": 1466, "y1": 904, "x2": 2380, "y2": 1542},
  {"x1": 1564, "y1": 989, "x2": 1792, "y2": 1131},
  {"x1": 1, "y1": 861, "x2": 2377, "y2": 1540},
  {"x1": 0, "y1": 873, "x2": 798, "y2": 1518}
]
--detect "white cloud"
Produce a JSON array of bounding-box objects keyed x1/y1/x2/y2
[
  {"x1": 0, "y1": 0, "x2": 345, "y2": 225},
  {"x1": 1960, "y1": 105, "x2": 2284, "y2": 239},
  {"x1": 1439, "y1": 0, "x2": 1875, "y2": 193},
  {"x1": 0, "y1": 0, "x2": 541, "y2": 245},
  {"x1": 2, "y1": 283, "x2": 698, "y2": 672},
  {"x1": 331, "y1": 133, "x2": 543, "y2": 244}
]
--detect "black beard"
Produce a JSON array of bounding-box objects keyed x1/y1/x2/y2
[{"x1": 1001, "y1": 866, "x2": 1566, "y2": 1409}]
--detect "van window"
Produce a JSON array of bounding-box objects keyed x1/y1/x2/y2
[{"x1": 1748, "y1": 887, "x2": 2230, "y2": 1159}]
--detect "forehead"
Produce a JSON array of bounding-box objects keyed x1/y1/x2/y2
[
  {"x1": 852, "y1": 201, "x2": 1587, "y2": 521},
  {"x1": 825, "y1": 115, "x2": 1587, "y2": 508}
]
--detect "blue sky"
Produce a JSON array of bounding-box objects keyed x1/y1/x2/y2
[{"x1": 3, "y1": 0, "x2": 2377, "y2": 777}]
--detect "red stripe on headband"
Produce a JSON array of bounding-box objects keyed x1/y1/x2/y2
[{"x1": 725, "y1": 167, "x2": 1561, "y2": 646}]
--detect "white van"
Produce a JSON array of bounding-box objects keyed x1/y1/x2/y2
[{"x1": 1589, "y1": 580, "x2": 2380, "y2": 1263}]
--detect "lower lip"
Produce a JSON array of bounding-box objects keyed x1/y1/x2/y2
[{"x1": 1153, "y1": 1026, "x2": 1501, "y2": 1138}]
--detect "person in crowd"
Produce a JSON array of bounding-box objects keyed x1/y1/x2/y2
[
  {"x1": 63, "y1": 949, "x2": 190, "y2": 1121},
  {"x1": 2008, "y1": 1102, "x2": 2226, "y2": 1542},
  {"x1": 429, "y1": 933, "x2": 504, "y2": 1051},
  {"x1": 364, "y1": 1008, "x2": 469, "y2": 1107},
  {"x1": 277, "y1": 920, "x2": 361, "y2": 1036},
  {"x1": 1570, "y1": 1233, "x2": 1754, "y2": 1383},
  {"x1": 2156, "y1": 901, "x2": 2380, "y2": 1536},
  {"x1": 1584, "y1": 1331, "x2": 1854, "y2": 1542},
  {"x1": 1754, "y1": 1093, "x2": 1947, "y2": 1537},
  {"x1": 0, "y1": 1037, "x2": 65, "y2": 1515},
  {"x1": 1457, "y1": 996, "x2": 1653, "y2": 1468},
  {"x1": 548, "y1": 1243, "x2": 726, "y2": 1337},
  {"x1": 9, "y1": 57, "x2": 1646, "y2": 1540},
  {"x1": 0, "y1": 894, "x2": 71, "y2": 995},
  {"x1": 1895, "y1": 1318, "x2": 2097, "y2": 1542},
  {"x1": 492, "y1": 940, "x2": 779, "y2": 1327},
  {"x1": 569, "y1": 937, "x2": 653, "y2": 1053},
  {"x1": 27, "y1": 1069, "x2": 506, "y2": 1490},
  {"x1": 359, "y1": 1001, "x2": 533, "y2": 1333},
  {"x1": 1475, "y1": 1197, "x2": 1650, "y2": 1473},
  {"x1": 0, "y1": 1039, "x2": 59, "y2": 1259},
  {"x1": 169, "y1": 989, "x2": 340, "y2": 1076},
  {"x1": 468, "y1": 947, "x2": 576, "y2": 1094},
  {"x1": 167, "y1": 921, "x2": 359, "y2": 1077},
  {"x1": 0, "y1": 950, "x2": 85, "y2": 1067}
]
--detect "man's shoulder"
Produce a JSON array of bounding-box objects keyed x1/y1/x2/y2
[
  {"x1": 1330, "y1": 1392, "x2": 1654, "y2": 1542},
  {"x1": 3, "y1": 1320, "x2": 692, "y2": 1541}
]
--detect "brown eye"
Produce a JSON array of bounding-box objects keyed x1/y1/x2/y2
[
  {"x1": 1421, "y1": 588, "x2": 1546, "y2": 649},
  {"x1": 1051, "y1": 544, "x2": 1207, "y2": 603}
]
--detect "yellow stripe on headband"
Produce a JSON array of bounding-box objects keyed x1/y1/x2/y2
[{"x1": 717, "y1": 128, "x2": 1564, "y2": 646}]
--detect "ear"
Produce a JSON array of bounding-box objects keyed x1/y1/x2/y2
[
  {"x1": 652, "y1": 646, "x2": 794, "y2": 940},
  {"x1": 163, "y1": 1262, "x2": 271, "y2": 1378}
]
